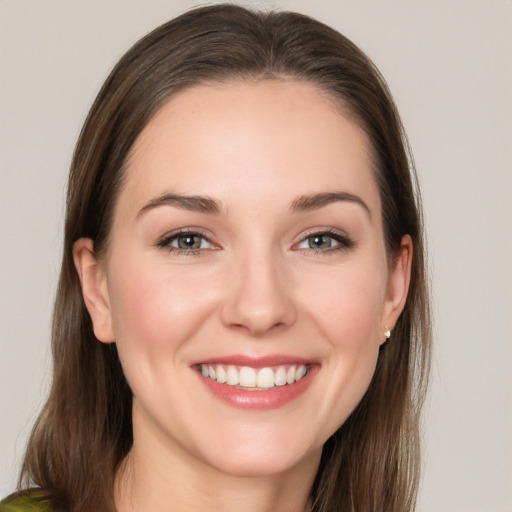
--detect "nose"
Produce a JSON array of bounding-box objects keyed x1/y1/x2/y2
[{"x1": 220, "y1": 249, "x2": 297, "y2": 336}]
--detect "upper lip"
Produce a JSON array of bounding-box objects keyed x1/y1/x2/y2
[{"x1": 191, "y1": 354, "x2": 316, "y2": 368}]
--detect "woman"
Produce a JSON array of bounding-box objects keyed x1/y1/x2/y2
[{"x1": 1, "y1": 4, "x2": 431, "y2": 512}]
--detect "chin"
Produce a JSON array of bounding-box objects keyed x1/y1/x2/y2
[
  {"x1": 191, "y1": 425, "x2": 324, "y2": 478},
  {"x1": 207, "y1": 448, "x2": 320, "y2": 478}
]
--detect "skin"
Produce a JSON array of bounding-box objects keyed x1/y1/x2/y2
[{"x1": 74, "y1": 80, "x2": 412, "y2": 512}]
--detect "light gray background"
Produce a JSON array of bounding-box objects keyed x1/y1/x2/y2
[{"x1": 1, "y1": 1, "x2": 511, "y2": 510}]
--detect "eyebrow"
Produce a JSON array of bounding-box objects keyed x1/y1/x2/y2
[
  {"x1": 136, "y1": 190, "x2": 371, "y2": 219},
  {"x1": 137, "y1": 193, "x2": 222, "y2": 218},
  {"x1": 290, "y1": 192, "x2": 371, "y2": 217}
]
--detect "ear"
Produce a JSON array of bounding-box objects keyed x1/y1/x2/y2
[
  {"x1": 73, "y1": 238, "x2": 115, "y2": 343},
  {"x1": 380, "y1": 234, "x2": 413, "y2": 344}
]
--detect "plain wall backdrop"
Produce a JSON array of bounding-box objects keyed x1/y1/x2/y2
[{"x1": 1, "y1": 1, "x2": 511, "y2": 510}]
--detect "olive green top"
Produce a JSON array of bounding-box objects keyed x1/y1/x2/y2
[{"x1": 0, "y1": 494, "x2": 53, "y2": 512}]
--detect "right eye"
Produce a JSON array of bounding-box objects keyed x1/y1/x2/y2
[{"x1": 158, "y1": 231, "x2": 215, "y2": 254}]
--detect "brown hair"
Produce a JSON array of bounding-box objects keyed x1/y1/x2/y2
[{"x1": 19, "y1": 4, "x2": 431, "y2": 511}]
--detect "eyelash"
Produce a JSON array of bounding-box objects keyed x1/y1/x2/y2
[
  {"x1": 156, "y1": 228, "x2": 354, "y2": 256},
  {"x1": 294, "y1": 229, "x2": 354, "y2": 255},
  {"x1": 157, "y1": 229, "x2": 215, "y2": 256}
]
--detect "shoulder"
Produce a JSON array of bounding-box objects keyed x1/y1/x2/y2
[{"x1": 0, "y1": 492, "x2": 54, "y2": 512}]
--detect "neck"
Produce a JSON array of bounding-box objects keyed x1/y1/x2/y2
[{"x1": 115, "y1": 410, "x2": 320, "y2": 512}]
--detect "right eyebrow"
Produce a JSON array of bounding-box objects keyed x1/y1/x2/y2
[{"x1": 136, "y1": 193, "x2": 222, "y2": 219}]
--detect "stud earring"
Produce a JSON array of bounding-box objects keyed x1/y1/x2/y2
[{"x1": 384, "y1": 328, "x2": 391, "y2": 339}]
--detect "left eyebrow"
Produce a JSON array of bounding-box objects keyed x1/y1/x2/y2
[{"x1": 290, "y1": 192, "x2": 372, "y2": 218}]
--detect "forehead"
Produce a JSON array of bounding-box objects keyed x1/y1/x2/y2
[{"x1": 120, "y1": 80, "x2": 379, "y2": 217}]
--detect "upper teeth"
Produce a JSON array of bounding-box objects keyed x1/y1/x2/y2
[{"x1": 200, "y1": 364, "x2": 308, "y2": 389}]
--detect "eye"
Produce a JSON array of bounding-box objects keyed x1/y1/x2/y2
[
  {"x1": 171, "y1": 234, "x2": 209, "y2": 250},
  {"x1": 295, "y1": 230, "x2": 353, "y2": 253},
  {"x1": 299, "y1": 234, "x2": 338, "y2": 250},
  {"x1": 158, "y1": 230, "x2": 216, "y2": 254}
]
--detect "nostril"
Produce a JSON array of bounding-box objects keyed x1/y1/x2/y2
[{"x1": 227, "y1": 320, "x2": 286, "y2": 337}]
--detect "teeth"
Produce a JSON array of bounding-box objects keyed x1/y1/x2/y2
[
  {"x1": 239, "y1": 367, "x2": 257, "y2": 387},
  {"x1": 226, "y1": 365, "x2": 239, "y2": 386},
  {"x1": 286, "y1": 366, "x2": 296, "y2": 384},
  {"x1": 274, "y1": 366, "x2": 287, "y2": 386},
  {"x1": 216, "y1": 365, "x2": 227, "y2": 384},
  {"x1": 200, "y1": 363, "x2": 308, "y2": 389},
  {"x1": 257, "y1": 367, "x2": 274, "y2": 388},
  {"x1": 295, "y1": 365, "x2": 307, "y2": 381}
]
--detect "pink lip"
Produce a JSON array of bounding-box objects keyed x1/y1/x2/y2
[{"x1": 193, "y1": 356, "x2": 319, "y2": 411}]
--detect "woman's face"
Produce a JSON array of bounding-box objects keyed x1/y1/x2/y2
[{"x1": 75, "y1": 80, "x2": 410, "y2": 478}]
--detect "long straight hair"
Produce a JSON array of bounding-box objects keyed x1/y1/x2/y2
[{"x1": 19, "y1": 5, "x2": 431, "y2": 511}]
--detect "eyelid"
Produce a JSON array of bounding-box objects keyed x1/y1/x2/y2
[
  {"x1": 156, "y1": 228, "x2": 219, "y2": 253},
  {"x1": 155, "y1": 226, "x2": 353, "y2": 255},
  {"x1": 291, "y1": 227, "x2": 354, "y2": 252}
]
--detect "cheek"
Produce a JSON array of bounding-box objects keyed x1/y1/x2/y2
[
  {"x1": 305, "y1": 264, "x2": 386, "y2": 347},
  {"x1": 300, "y1": 262, "x2": 386, "y2": 430},
  {"x1": 106, "y1": 258, "x2": 218, "y2": 363}
]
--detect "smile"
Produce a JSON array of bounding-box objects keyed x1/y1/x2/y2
[
  {"x1": 200, "y1": 364, "x2": 308, "y2": 390},
  {"x1": 194, "y1": 358, "x2": 318, "y2": 410}
]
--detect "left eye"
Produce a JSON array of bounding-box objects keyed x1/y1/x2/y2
[{"x1": 297, "y1": 232, "x2": 349, "y2": 251}]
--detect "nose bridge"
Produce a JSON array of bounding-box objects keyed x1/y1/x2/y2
[{"x1": 221, "y1": 241, "x2": 296, "y2": 335}]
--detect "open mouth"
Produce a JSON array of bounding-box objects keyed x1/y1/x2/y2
[
  {"x1": 193, "y1": 358, "x2": 318, "y2": 409},
  {"x1": 196, "y1": 363, "x2": 309, "y2": 390}
]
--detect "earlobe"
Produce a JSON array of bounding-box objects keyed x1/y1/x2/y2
[
  {"x1": 73, "y1": 238, "x2": 115, "y2": 343},
  {"x1": 381, "y1": 234, "x2": 413, "y2": 344}
]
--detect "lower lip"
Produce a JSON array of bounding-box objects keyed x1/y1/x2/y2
[{"x1": 196, "y1": 366, "x2": 318, "y2": 410}]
